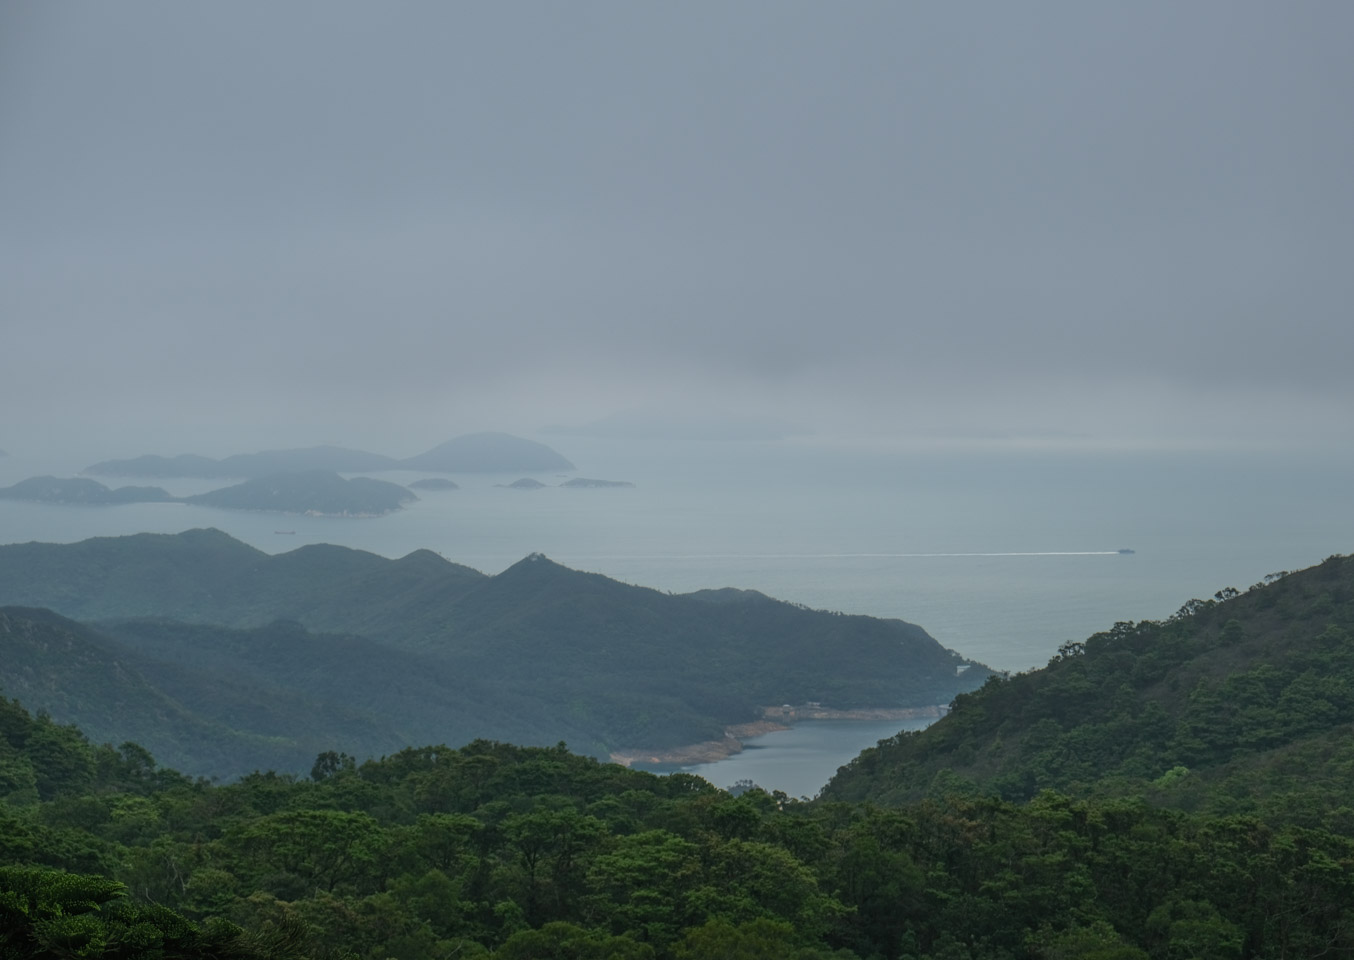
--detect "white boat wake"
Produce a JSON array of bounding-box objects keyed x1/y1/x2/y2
[{"x1": 562, "y1": 551, "x2": 1124, "y2": 560}]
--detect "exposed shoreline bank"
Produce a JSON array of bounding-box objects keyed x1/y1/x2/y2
[{"x1": 609, "y1": 704, "x2": 947, "y2": 768}]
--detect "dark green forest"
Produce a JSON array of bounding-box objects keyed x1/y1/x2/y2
[
  {"x1": 824, "y1": 554, "x2": 1354, "y2": 817},
  {"x1": 3, "y1": 554, "x2": 1354, "y2": 958},
  {"x1": 6, "y1": 701, "x2": 1354, "y2": 960}
]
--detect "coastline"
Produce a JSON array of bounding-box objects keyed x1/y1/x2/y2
[{"x1": 609, "y1": 703, "x2": 947, "y2": 767}]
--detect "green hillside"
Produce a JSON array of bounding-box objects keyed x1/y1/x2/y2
[
  {"x1": 0, "y1": 532, "x2": 987, "y2": 765},
  {"x1": 0, "y1": 607, "x2": 517, "y2": 777},
  {"x1": 0, "y1": 608, "x2": 309, "y2": 776},
  {"x1": 823, "y1": 553, "x2": 1354, "y2": 816},
  {"x1": 4, "y1": 693, "x2": 1354, "y2": 960},
  {"x1": 5, "y1": 553, "x2": 1354, "y2": 958}
]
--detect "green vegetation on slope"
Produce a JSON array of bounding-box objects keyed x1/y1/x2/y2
[
  {"x1": 823, "y1": 554, "x2": 1354, "y2": 816},
  {"x1": 0, "y1": 532, "x2": 986, "y2": 767},
  {"x1": 0, "y1": 608, "x2": 427, "y2": 777},
  {"x1": 3, "y1": 689, "x2": 1354, "y2": 960}
]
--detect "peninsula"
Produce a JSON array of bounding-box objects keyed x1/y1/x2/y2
[{"x1": 0, "y1": 530, "x2": 990, "y2": 773}]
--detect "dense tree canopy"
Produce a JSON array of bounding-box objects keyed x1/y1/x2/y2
[
  {"x1": 3, "y1": 680, "x2": 1354, "y2": 959},
  {"x1": 824, "y1": 554, "x2": 1354, "y2": 818},
  {"x1": 5, "y1": 553, "x2": 1354, "y2": 957}
]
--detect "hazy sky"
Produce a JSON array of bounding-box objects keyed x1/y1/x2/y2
[{"x1": 3, "y1": 2, "x2": 1351, "y2": 456}]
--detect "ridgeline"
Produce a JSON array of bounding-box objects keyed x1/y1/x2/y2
[{"x1": 0, "y1": 531, "x2": 985, "y2": 775}]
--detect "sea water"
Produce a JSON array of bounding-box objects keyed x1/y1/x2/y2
[{"x1": 2, "y1": 438, "x2": 1351, "y2": 793}]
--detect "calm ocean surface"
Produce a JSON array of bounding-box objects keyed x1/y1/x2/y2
[{"x1": 3, "y1": 438, "x2": 1351, "y2": 794}]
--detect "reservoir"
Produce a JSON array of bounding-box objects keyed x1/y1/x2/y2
[{"x1": 651, "y1": 716, "x2": 938, "y2": 799}]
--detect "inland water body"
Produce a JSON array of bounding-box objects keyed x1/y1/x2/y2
[{"x1": 2, "y1": 436, "x2": 1352, "y2": 795}]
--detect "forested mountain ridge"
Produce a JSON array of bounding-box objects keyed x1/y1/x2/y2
[
  {"x1": 0, "y1": 531, "x2": 987, "y2": 766},
  {"x1": 823, "y1": 553, "x2": 1354, "y2": 814},
  {"x1": 0, "y1": 528, "x2": 487, "y2": 634}
]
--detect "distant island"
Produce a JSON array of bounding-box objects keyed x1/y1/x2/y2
[
  {"x1": 0, "y1": 476, "x2": 175, "y2": 505},
  {"x1": 498, "y1": 477, "x2": 547, "y2": 489},
  {"x1": 561, "y1": 477, "x2": 634, "y2": 488},
  {"x1": 184, "y1": 471, "x2": 416, "y2": 517},
  {"x1": 407, "y1": 477, "x2": 460, "y2": 491},
  {"x1": 84, "y1": 432, "x2": 575, "y2": 478},
  {"x1": 0, "y1": 471, "x2": 416, "y2": 517}
]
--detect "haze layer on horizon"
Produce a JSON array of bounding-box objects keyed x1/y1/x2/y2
[{"x1": 2, "y1": 2, "x2": 1351, "y2": 459}]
